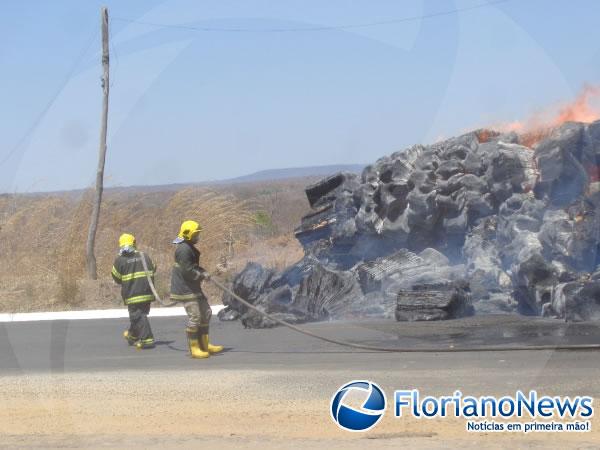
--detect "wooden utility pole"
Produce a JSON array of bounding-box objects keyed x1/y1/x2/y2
[{"x1": 86, "y1": 6, "x2": 109, "y2": 280}]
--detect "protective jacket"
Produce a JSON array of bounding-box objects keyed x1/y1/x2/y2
[
  {"x1": 111, "y1": 251, "x2": 156, "y2": 305},
  {"x1": 170, "y1": 241, "x2": 207, "y2": 301}
]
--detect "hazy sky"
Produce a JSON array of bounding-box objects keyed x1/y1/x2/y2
[{"x1": 1, "y1": 0, "x2": 600, "y2": 192}]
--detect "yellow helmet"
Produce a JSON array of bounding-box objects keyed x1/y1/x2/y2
[
  {"x1": 119, "y1": 233, "x2": 136, "y2": 248},
  {"x1": 178, "y1": 220, "x2": 202, "y2": 241}
]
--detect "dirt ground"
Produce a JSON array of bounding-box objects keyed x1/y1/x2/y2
[{"x1": 0, "y1": 370, "x2": 598, "y2": 449}]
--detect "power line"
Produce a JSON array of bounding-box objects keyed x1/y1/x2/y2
[
  {"x1": 112, "y1": 0, "x2": 508, "y2": 33},
  {"x1": 0, "y1": 29, "x2": 99, "y2": 168}
]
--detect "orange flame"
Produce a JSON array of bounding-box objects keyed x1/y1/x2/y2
[
  {"x1": 494, "y1": 85, "x2": 600, "y2": 148},
  {"x1": 554, "y1": 85, "x2": 600, "y2": 124}
]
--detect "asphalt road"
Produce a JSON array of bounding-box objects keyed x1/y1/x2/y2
[
  {"x1": 3, "y1": 314, "x2": 600, "y2": 448},
  {"x1": 2, "y1": 313, "x2": 600, "y2": 377}
]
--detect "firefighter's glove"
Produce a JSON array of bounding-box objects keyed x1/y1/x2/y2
[{"x1": 197, "y1": 269, "x2": 210, "y2": 281}]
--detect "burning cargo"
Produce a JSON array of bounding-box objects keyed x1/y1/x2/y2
[{"x1": 220, "y1": 120, "x2": 600, "y2": 327}]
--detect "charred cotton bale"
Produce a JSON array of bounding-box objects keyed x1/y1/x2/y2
[
  {"x1": 545, "y1": 280, "x2": 600, "y2": 321},
  {"x1": 484, "y1": 142, "x2": 537, "y2": 205},
  {"x1": 395, "y1": 281, "x2": 474, "y2": 321},
  {"x1": 584, "y1": 121, "x2": 600, "y2": 205},
  {"x1": 355, "y1": 248, "x2": 466, "y2": 300},
  {"x1": 534, "y1": 123, "x2": 588, "y2": 206},
  {"x1": 217, "y1": 307, "x2": 241, "y2": 321},
  {"x1": 292, "y1": 263, "x2": 363, "y2": 320},
  {"x1": 511, "y1": 253, "x2": 557, "y2": 315},
  {"x1": 297, "y1": 172, "x2": 360, "y2": 261},
  {"x1": 356, "y1": 249, "x2": 425, "y2": 293},
  {"x1": 537, "y1": 208, "x2": 599, "y2": 272},
  {"x1": 497, "y1": 193, "x2": 546, "y2": 266},
  {"x1": 305, "y1": 172, "x2": 359, "y2": 209},
  {"x1": 463, "y1": 217, "x2": 512, "y2": 309},
  {"x1": 220, "y1": 262, "x2": 275, "y2": 315},
  {"x1": 294, "y1": 204, "x2": 337, "y2": 249},
  {"x1": 239, "y1": 286, "x2": 309, "y2": 328}
]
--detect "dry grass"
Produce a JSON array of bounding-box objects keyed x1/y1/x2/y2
[
  {"x1": 233, "y1": 234, "x2": 305, "y2": 272},
  {"x1": 0, "y1": 179, "x2": 313, "y2": 312}
]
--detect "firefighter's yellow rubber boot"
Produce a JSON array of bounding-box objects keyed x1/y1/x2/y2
[
  {"x1": 201, "y1": 334, "x2": 223, "y2": 354},
  {"x1": 135, "y1": 338, "x2": 156, "y2": 350},
  {"x1": 123, "y1": 330, "x2": 137, "y2": 346},
  {"x1": 187, "y1": 328, "x2": 209, "y2": 359}
]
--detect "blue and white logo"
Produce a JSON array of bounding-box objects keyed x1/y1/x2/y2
[{"x1": 330, "y1": 380, "x2": 387, "y2": 432}]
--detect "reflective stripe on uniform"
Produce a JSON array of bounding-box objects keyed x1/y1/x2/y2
[
  {"x1": 121, "y1": 271, "x2": 154, "y2": 282},
  {"x1": 111, "y1": 266, "x2": 122, "y2": 280},
  {"x1": 170, "y1": 293, "x2": 200, "y2": 301},
  {"x1": 125, "y1": 294, "x2": 155, "y2": 304}
]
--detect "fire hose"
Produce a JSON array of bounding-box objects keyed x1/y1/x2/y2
[
  {"x1": 140, "y1": 252, "x2": 177, "y2": 308},
  {"x1": 140, "y1": 253, "x2": 600, "y2": 353}
]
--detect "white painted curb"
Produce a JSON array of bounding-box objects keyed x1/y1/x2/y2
[{"x1": 0, "y1": 305, "x2": 225, "y2": 323}]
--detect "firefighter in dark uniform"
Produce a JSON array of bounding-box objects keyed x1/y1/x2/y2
[
  {"x1": 171, "y1": 220, "x2": 223, "y2": 359},
  {"x1": 111, "y1": 233, "x2": 156, "y2": 349}
]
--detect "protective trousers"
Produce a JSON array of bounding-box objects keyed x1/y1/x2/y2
[
  {"x1": 183, "y1": 295, "x2": 212, "y2": 334},
  {"x1": 127, "y1": 302, "x2": 155, "y2": 346}
]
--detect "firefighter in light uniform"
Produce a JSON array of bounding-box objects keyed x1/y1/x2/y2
[
  {"x1": 171, "y1": 220, "x2": 223, "y2": 359},
  {"x1": 111, "y1": 233, "x2": 156, "y2": 349}
]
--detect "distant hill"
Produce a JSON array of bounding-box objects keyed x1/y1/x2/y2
[
  {"x1": 222, "y1": 164, "x2": 365, "y2": 184},
  {"x1": 120, "y1": 164, "x2": 365, "y2": 193},
  {"x1": 18, "y1": 164, "x2": 366, "y2": 196}
]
